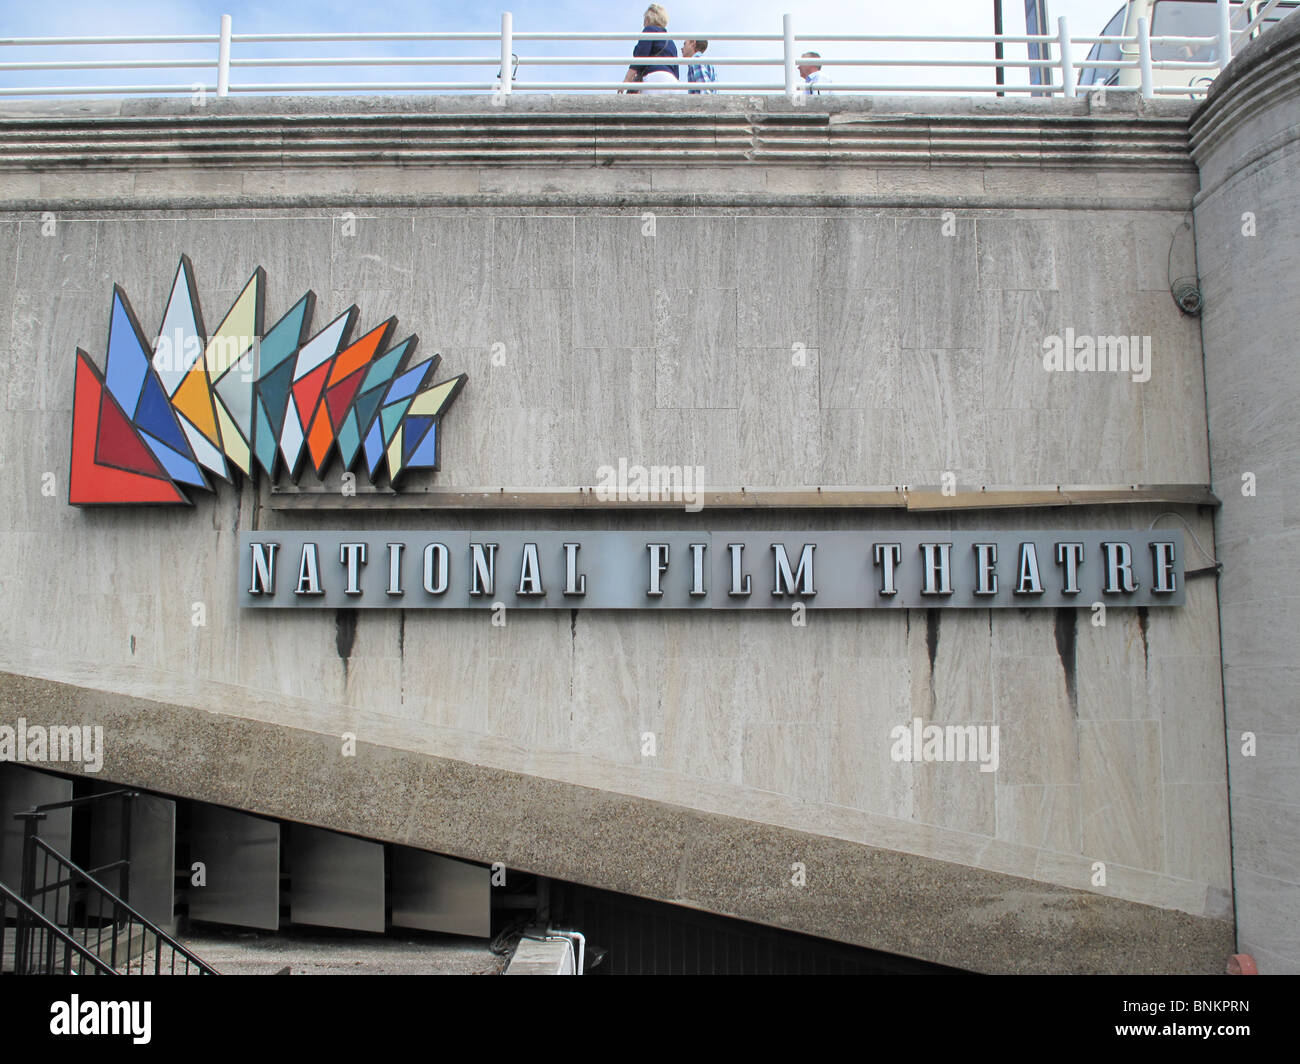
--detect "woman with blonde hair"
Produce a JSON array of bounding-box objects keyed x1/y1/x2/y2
[{"x1": 621, "y1": 5, "x2": 680, "y2": 94}]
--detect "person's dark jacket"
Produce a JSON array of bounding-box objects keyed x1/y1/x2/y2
[{"x1": 632, "y1": 25, "x2": 679, "y2": 80}]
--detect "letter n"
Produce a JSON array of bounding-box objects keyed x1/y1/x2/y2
[{"x1": 249, "y1": 542, "x2": 279, "y2": 594}]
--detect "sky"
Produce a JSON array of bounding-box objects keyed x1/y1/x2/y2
[{"x1": 0, "y1": 1, "x2": 1140, "y2": 96}]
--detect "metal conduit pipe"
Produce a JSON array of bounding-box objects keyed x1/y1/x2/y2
[{"x1": 546, "y1": 928, "x2": 586, "y2": 975}]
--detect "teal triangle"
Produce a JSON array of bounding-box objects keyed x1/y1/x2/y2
[
  {"x1": 361, "y1": 339, "x2": 410, "y2": 393},
  {"x1": 380, "y1": 398, "x2": 413, "y2": 443},
  {"x1": 338, "y1": 411, "x2": 362, "y2": 467},
  {"x1": 254, "y1": 399, "x2": 278, "y2": 476},
  {"x1": 351, "y1": 384, "x2": 387, "y2": 443},
  {"x1": 260, "y1": 294, "x2": 312, "y2": 374},
  {"x1": 257, "y1": 359, "x2": 296, "y2": 437}
]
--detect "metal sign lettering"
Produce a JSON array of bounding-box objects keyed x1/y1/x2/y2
[{"x1": 239, "y1": 530, "x2": 1185, "y2": 609}]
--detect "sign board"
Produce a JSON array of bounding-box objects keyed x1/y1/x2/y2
[{"x1": 240, "y1": 530, "x2": 1184, "y2": 610}]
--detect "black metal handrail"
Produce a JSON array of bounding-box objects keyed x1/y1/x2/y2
[
  {"x1": 21, "y1": 789, "x2": 137, "y2": 899},
  {"x1": 15, "y1": 834, "x2": 218, "y2": 975},
  {"x1": 1, "y1": 879, "x2": 117, "y2": 976}
]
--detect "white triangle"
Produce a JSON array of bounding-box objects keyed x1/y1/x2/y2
[
  {"x1": 292, "y1": 309, "x2": 352, "y2": 381},
  {"x1": 179, "y1": 416, "x2": 228, "y2": 480},
  {"x1": 154, "y1": 262, "x2": 204, "y2": 396},
  {"x1": 279, "y1": 401, "x2": 305, "y2": 471}
]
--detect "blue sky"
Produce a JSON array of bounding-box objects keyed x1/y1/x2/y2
[{"x1": 0, "y1": 1, "x2": 1133, "y2": 95}]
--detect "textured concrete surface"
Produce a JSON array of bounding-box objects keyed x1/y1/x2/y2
[
  {"x1": 0, "y1": 93, "x2": 1198, "y2": 212},
  {"x1": 0, "y1": 210, "x2": 1209, "y2": 488},
  {"x1": 0, "y1": 95, "x2": 1235, "y2": 973},
  {"x1": 1191, "y1": 13, "x2": 1300, "y2": 975},
  {"x1": 0, "y1": 671, "x2": 1234, "y2": 974}
]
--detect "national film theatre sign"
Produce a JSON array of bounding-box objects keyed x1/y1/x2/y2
[
  {"x1": 239, "y1": 531, "x2": 1185, "y2": 610},
  {"x1": 69, "y1": 260, "x2": 1186, "y2": 615}
]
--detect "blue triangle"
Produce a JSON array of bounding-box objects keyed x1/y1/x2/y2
[
  {"x1": 134, "y1": 371, "x2": 190, "y2": 454},
  {"x1": 408, "y1": 423, "x2": 439, "y2": 469},
  {"x1": 105, "y1": 292, "x2": 150, "y2": 416},
  {"x1": 384, "y1": 361, "x2": 429, "y2": 405},
  {"x1": 403, "y1": 417, "x2": 433, "y2": 463},
  {"x1": 364, "y1": 419, "x2": 385, "y2": 478},
  {"x1": 140, "y1": 432, "x2": 207, "y2": 488}
]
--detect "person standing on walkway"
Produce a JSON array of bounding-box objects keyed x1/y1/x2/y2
[
  {"x1": 621, "y1": 5, "x2": 680, "y2": 94},
  {"x1": 683, "y1": 39, "x2": 717, "y2": 94},
  {"x1": 799, "y1": 51, "x2": 832, "y2": 94}
]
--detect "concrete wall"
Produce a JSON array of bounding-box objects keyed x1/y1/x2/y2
[
  {"x1": 0, "y1": 93, "x2": 1233, "y2": 972},
  {"x1": 1192, "y1": 15, "x2": 1300, "y2": 975}
]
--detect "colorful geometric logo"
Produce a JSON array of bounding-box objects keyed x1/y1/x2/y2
[{"x1": 69, "y1": 256, "x2": 467, "y2": 505}]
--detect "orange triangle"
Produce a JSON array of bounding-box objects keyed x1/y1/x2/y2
[
  {"x1": 172, "y1": 364, "x2": 221, "y2": 445},
  {"x1": 328, "y1": 320, "x2": 390, "y2": 386},
  {"x1": 307, "y1": 405, "x2": 336, "y2": 472}
]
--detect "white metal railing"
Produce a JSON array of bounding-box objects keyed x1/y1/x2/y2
[
  {"x1": 1237, "y1": 0, "x2": 1291, "y2": 35},
  {"x1": 0, "y1": 1, "x2": 1276, "y2": 103}
]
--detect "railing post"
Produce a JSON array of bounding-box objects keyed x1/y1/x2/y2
[
  {"x1": 217, "y1": 13, "x2": 232, "y2": 97},
  {"x1": 1138, "y1": 17, "x2": 1154, "y2": 100},
  {"x1": 994, "y1": 0, "x2": 1006, "y2": 97},
  {"x1": 783, "y1": 13, "x2": 798, "y2": 102},
  {"x1": 1217, "y1": 0, "x2": 1234, "y2": 73},
  {"x1": 499, "y1": 11, "x2": 513, "y2": 94},
  {"x1": 119, "y1": 792, "x2": 133, "y2": 905},
  {"x1": 15, "y1": 813, "x2": 44, "y2": 974},
  {"x1": 1057, "y1": 16, "x2": 1076, "y2": 98}
]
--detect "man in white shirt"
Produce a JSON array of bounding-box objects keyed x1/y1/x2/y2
[{"x1": 798, "y1": 52, "x2": 832, "y2": 95}]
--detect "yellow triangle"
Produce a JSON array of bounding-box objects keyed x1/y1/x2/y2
[
  {"x1": 386, "y1": 425, "x2": 404, "y2": 479},
  {"x1": 173, "y1": 366, "x2": 220, "y2": 444},
  {"x1": 408, "y1": 378, "x2": 460, "y2": 418},
  {"x1": 206, "y1": 273, "x2": 260, "y2": 379},
  {"x1": 215, "y1": 400, "x2": 251, "y2": 475}
]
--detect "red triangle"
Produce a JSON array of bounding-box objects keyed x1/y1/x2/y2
[
  {"x1": 292, "y1": 361, "x2": 332, "y2": 424},
  {"x1": 96, "y1": 388, "x2": 167, "y2": 477},
  {"x1": 70, "y1": 351, "x2": 186, "y2": 505},
  {"x1": 325, "y1": 366, "x2": 366, "y2": 428}
]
